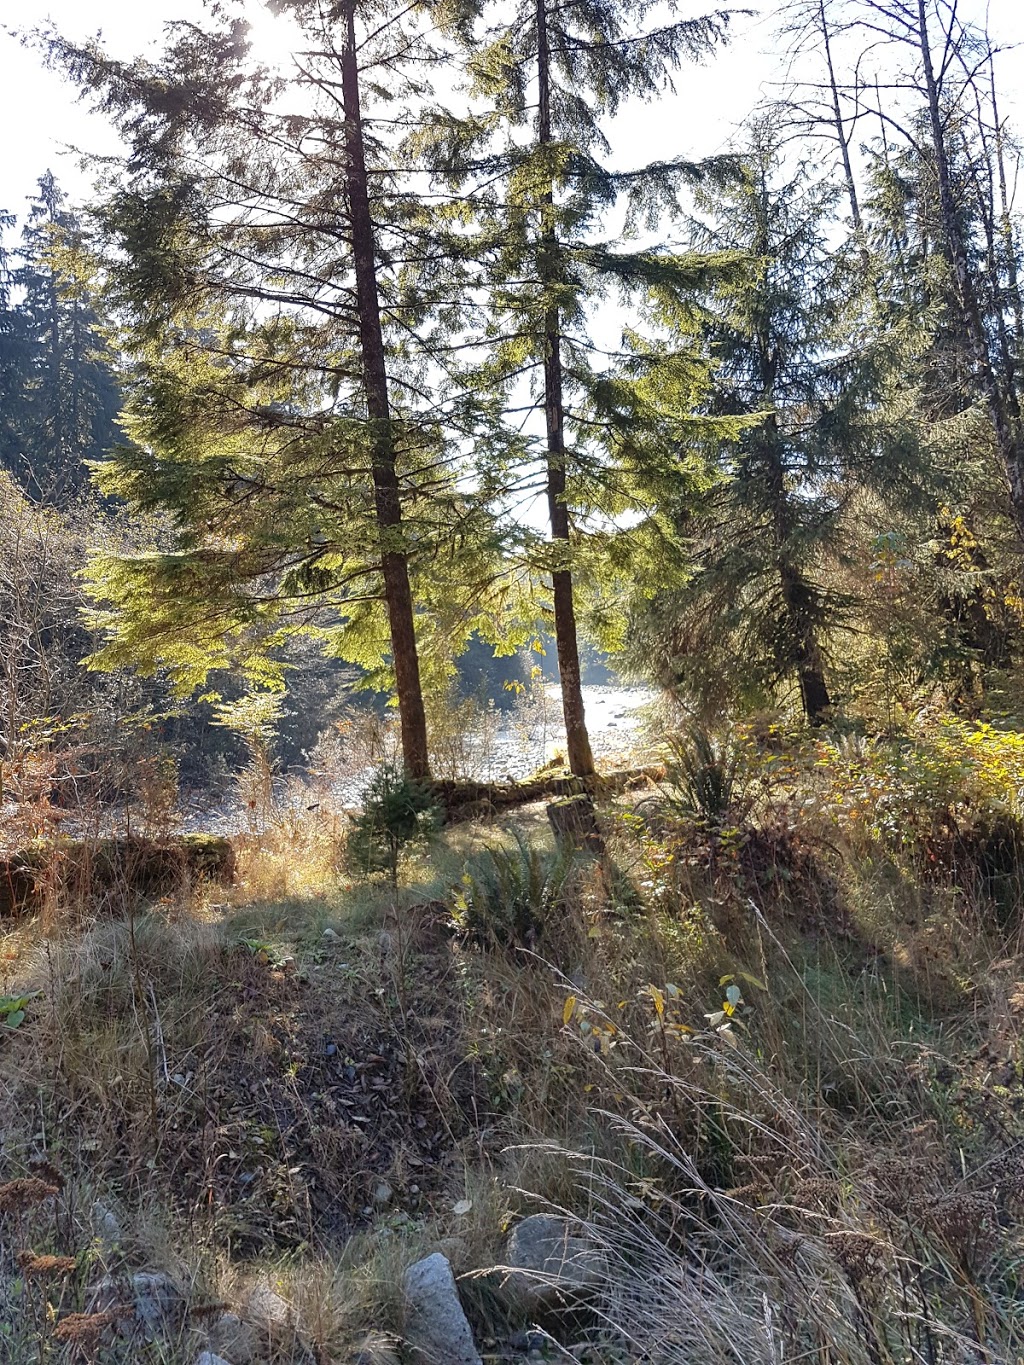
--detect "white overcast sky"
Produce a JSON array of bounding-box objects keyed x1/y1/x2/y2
[{"x1": 1, "y1": 0, "x2": 1023, "y2": 221}]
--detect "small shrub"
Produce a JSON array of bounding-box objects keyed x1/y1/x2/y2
[
  {"x1": 346, "y1": 763, "x2": 440, "y2": 883},
  {"x1": 452, "y1": 831, "x2": 574, "y2": 948},
  {"x1": 662, "y1": 726, "x2": 756, "y2": 827}
]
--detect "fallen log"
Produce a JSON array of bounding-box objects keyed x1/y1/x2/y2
[
  {"x1": 431, "y1": 764, "x2": 664, "y2": 822},
  {"x1": 0, "y1": 833, "x2": 235, "y2": 917}
]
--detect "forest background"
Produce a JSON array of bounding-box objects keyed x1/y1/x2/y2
[
  {"x1": 5, "y1": 4, "x2": 1024, "y2": 1365},
  {"x1": 7, "y1": 0, "x2": 1024, "y2": 793}
]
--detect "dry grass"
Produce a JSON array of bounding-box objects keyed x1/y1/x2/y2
[{"x1": 1, "y1": 754, "x2": 1024, "y2": 1362}]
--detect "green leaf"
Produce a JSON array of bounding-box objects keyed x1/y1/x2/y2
[{"x1": 737, "y1": 971, "x2": 767, "y2": 991}]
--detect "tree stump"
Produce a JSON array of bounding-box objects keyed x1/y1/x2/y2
[{"x1": 546, "y1": 794, "x2": 605, "y2": 855}]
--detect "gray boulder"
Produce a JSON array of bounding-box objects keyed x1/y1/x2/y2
[
  {"x1": 402, "y1": 1252, "x2": 481, "y2": 1365},
  {"x1": 243, "y1": 1282, "x2": 292, "y2": 1330},
  {"x1": 208, "y1": 1310, "x2": 258, "y2": 1363},
  {"x1": 132, "y1": 1270, "x2": 183, "y2": 1330},
  {"x1": 503, "y1": 1215, "x2": 604, "y2": 1305}
]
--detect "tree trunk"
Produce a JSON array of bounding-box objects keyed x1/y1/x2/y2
[
  {"x1": 916, "y1": 0, "x2": 1024, "y2": 541},
  {"x1": 341, "y1": 2, "x2": 430, "y2": 780},
  {"x1": 536, "y1": 0, "x2": 596, "y2": 778},
  {"x1": 797, "y1": 649, "x2": 832, "y2": 724},
  {"x1": 819, "y1": 0, "x2": 861, "y2": 231},
  {"x1": 776, "y1": 556, "x2": 831, "y2": 723}
]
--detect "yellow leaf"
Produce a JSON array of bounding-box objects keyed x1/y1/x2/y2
[
  {"x1": 562, "y1": 995, "x2": 577, "y2": 1026},
  {"x1": 649, "y1": 985, "x2": 665, "y2": 1018}
]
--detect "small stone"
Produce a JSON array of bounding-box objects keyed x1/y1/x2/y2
[
  {"x1": 243, "y1": 1282, "x2": 292, "y2": 1331},
  {"x1": 510, "y1": 1332, "x2": 549, "y2": 1352},
  {"x1": 208, "y1": 1311, "x2": 257, "y2": 1364},
  {"x1": 374, "y1": 1182, "x2": 394, "y2": 1205},
  {"x1": 322, "y1": 927, "x2": 340, "y2": 940},
  {"x1": 402, "y1": 1252, "x2": 481, "y2": 1365},
  {"x1": 196, "y1": 1354, "x2": 232, "y2": 1365}
]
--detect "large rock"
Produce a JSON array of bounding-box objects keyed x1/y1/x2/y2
[
  {"x1": 502, "y1": 1215, "x2": 604, "y2": 1305},
  {"x1": 402, "y1": 1252, "x2": 481, "y2": 1365},
  {"x1": 207, "y1": 1310, "x2": 258, "y2": 1363},
  {"x1": 132, "y1": 1270, "x2": 184, "y2": 1336}
]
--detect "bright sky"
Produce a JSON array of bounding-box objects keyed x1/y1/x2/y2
[{"x1": 1, "y1": 0, "x2": 1022, "y2": 221}]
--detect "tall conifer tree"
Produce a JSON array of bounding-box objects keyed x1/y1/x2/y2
[
  {"x1": 438, "y1": 0, "x2": 732, "y2": 775},
  {"x1": 47, "y1": 4, "x2": 500, "y2": 779},
  {"x1": 0, "y1": 176, "x2": 121, "y2": 504},
  {"x1": 633, "y1": 134, "x2": 892, "y2": 721}
]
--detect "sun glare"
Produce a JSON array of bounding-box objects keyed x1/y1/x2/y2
[{"x1": 241, "y1": 0, "x2": 303, "y2": 72}]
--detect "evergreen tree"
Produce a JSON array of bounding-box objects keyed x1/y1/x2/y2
[
  {"x1": 4, "y1": 174, "x2": 123, "y2": 504},
  {"x1": 439, "y1": 0, "x2": 733, "y2": 775},
  {"x1": 47, "y1": 5, "x2": 501, "y2": 779},
  {"x1": 861, "y1": 124, "x2": 1024, "y2": 707},
  {"x1": 633, "y1": 134, "x2": 889, "y2": 722},
  {"x1": 0, "y1": 208, "x2": 31, "y2": 483}
]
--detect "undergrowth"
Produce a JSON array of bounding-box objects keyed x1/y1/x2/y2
[{"x1": 1, "y1": 718, "x2": 1024, "y2": 1361}]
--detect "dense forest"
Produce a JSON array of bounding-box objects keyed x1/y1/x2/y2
[{"x1": 3, "y1": 1, "x2": 1024, "y2": 1362}]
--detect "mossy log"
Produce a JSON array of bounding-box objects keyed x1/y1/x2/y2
[
  {"x1": 0, "y1": 834, "x2": 235, "y2": 917},
  {"x1": 431, "y1": 765, "x2": 664, "y2": 822}
]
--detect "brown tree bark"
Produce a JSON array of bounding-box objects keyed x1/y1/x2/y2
[
  {"x1": 340, "y1": 2, "x2": 430, "y2": 779},
  {"x1": 536, "y1": 0, "x2": 596, "y2": 778}
]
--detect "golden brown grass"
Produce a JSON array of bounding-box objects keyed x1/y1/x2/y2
[{"x1": 1, "y1": 765, "x2": 1023, "y2": 1362}]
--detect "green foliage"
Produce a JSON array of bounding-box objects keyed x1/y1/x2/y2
[
  {"x1": 451, "y1": 831, "x2": 574, "y2": 948},
  {"x1": 432, "y1": 0, "x2": 742, "y2": 675},
  {"x1": 48, "y1": 7, "x2": 510, "y2": 723},
  {"x1": 662, "y1": 727, "x2": 753, "y2": 828},
  {"x1": 0, "y1": 992, "x2": 39, "y2": 1031},
  {"x1": 0, "y1": 173, "x2": 122, "y2": 504},
  {"x1": 346, "y1": 763, "x2": 440, "y2": 883},
  {"x1": 211, "y1": 691, "x2": 284, "y2": 761},
  {"x1": 810, "y1": 716, "x2": 1024, "y2": 852}
]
